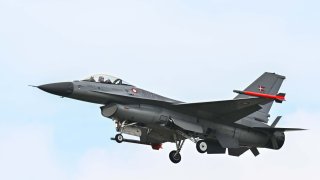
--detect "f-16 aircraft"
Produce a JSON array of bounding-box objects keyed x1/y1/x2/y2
[{"x1": 36, "y1": 72, "x2": 304, "y2": 163}]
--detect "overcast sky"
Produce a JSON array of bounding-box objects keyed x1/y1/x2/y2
[{"x1": 0, "y1": 0, "x2": 319, "y2": 180}]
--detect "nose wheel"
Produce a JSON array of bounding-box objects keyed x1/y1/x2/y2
[
  {"x1": 196, "y1": 140, "x2": 208, "y2": 153},
  {"x1": 114, "y1": 120, "x2": 132, "y2": 143}
]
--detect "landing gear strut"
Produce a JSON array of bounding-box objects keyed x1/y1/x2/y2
[
  {"x1": 169, "y1": 136, "x2": 185, "y2": 164},
  {"x1": 113, "y1": 120, "x2": 137, "y2": 143}
]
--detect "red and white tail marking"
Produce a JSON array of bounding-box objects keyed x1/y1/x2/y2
[{"x1": 234, "y1": 90, "x2": 286, "y2": 103}]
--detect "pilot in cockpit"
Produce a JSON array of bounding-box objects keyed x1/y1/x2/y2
[
  {"x1": 89, "y1": 76, "x2": 95, "y2": 82},
  {"x1": 105, "y1": 79, "x2": 112, "y2": 84},
  {"x1": 98, "y1": 76, "x2": 104, "y2": 83}
]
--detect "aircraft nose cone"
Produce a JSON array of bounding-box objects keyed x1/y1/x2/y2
[{"x1": 38, "y1": 82, "x2": 74, "y2": 97}]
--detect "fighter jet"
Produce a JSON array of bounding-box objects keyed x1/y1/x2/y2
[{"x1": 36, "y1": 72, "x2": 304, "y2": 163}]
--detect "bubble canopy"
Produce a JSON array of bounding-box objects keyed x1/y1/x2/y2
[{"x1": 82, "y1": 74, "x2": 132, "y2": 86}]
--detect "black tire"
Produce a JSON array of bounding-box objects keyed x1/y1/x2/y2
[
  {"x1": 115, "y1": 134, "x2": 123, "y2": 143},
  {"x1": 169, "y1": 150, "x2": 181, "y2": 164},
  {"x1": 196, "y1": 140, "x2": 208, "y2": 153}
]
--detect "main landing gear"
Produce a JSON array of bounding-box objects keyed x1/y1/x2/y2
[
  {"x1": 168, "y1": 131, "x2": 207, "y2": 164},
  {"x1": 196, "y1": 140, "x2": 208, "y2": 153},
  {"x1": 168, "y1": 139, "x2": 207, "y2": 164},
  {"x1": 169, "y1": 136, "x2": 185, "y2": 164},
  {"x1": 169, "y1": 150, "x2": 181, "y2": 164}
]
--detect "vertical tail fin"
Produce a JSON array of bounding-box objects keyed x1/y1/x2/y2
[{"x1": 234, "y1": 72, "x2": 286, "y2": 123}]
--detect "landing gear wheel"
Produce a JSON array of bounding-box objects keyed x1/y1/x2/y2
[
  {"x1": 196, "y1": 140, "x2": 208, "y2": 153},
  {"x1": 169, "y1": 150, "x2": 181, "y2": 164},
  {"x1": 115, "y1": 134, "x2": 123, "y2": 143}
]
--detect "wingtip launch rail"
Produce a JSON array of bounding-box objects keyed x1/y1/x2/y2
[{"x1": 233, "y1": 90, "x2": 286, "y2": 103}]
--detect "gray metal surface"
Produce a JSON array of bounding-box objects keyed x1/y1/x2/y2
[
  {"x1": 36, "y1": 72, "x2": 303, "y2": 163},
  {"x1": 235, "y1": 72, "x2": 285, "y2": 124}
]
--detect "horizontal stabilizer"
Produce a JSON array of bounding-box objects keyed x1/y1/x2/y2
[{"x1": 253, "y1": 127, "x2": 306, "y2": 132}]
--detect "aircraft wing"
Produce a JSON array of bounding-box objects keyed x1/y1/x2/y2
[
  {"x1": 171, "y1": 98, "x2": 272, "y2": 124},
  {"x1": 92, "y1": 90, "x2": 271, "y2": 125}
]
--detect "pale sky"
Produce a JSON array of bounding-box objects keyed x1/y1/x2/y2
[{"x1": 0, "y1": 0, "x2": 319, "y2": 180}]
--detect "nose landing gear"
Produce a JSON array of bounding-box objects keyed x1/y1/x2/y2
[{"x1": 113, "y1": 120, "x2": 138, "y2": 143}]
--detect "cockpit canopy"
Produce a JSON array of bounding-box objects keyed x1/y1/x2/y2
[{"x1": 82, "y1": 74, "x2": 132, "y2": 86}]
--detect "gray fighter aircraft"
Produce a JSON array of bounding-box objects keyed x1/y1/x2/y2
[{"x1": 36, "y1": 72, "x2": 304, "y2": 163}]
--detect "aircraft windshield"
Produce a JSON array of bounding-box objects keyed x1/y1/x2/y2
[{"x1": 82, "y1": 74, "x2": 132, "y2": 86}]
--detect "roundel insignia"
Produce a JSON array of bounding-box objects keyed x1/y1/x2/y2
[{"x1": 132, "y1": 88, "x2": 138, "y2": 93}]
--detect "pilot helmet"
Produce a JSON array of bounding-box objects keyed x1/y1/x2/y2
[{"x1": 98, "y1": 76, "x2": 104, "y2": 82}]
